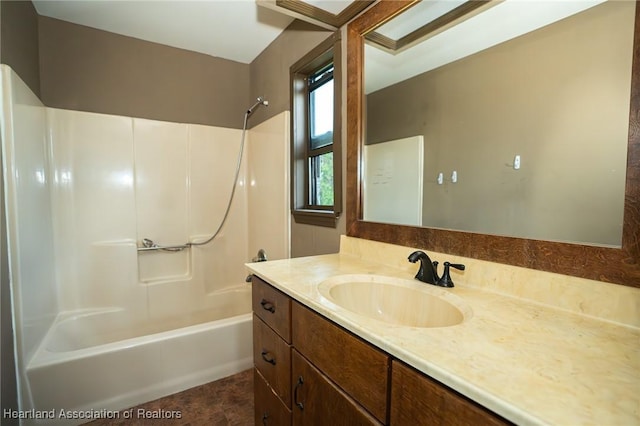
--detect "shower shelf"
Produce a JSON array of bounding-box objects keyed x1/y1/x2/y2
[{"x1": 137, "y1": 237, "x2": 190, "y2": 252}]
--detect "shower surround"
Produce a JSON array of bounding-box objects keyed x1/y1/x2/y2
[{"x1": 0, "y1": 65, "x2": 290, "y2": 423}]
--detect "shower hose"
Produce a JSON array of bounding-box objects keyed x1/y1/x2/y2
[{"x1": 140, "y1": 97, "x2": 268, "y2": 252}]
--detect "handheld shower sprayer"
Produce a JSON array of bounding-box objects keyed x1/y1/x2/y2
[{"x1": 247, "y1": 97, "x2": 269, "y2": 115}]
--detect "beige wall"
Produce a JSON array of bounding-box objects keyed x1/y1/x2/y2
[
  {"x1": 0, "y1": 1, "x2": 34, "y2": 419},
  {"x1": 250, "y1": 20, "x2": 345, "y2": 257},
  {"x1": 0, "y1": 0, "x2": 40, "y2": 97},
  {"x1": 249, "y1": 20, "x2": 331, "y2": 127},
  {"x1": 38, "y1": 16, "x2": 250, "y2": 129},
  {"x1": 0, "y1": 171, "x2": 17, "y2": 423},
  {"x1": 366, "y1": 2, "x2": 632, "y2": 246}
]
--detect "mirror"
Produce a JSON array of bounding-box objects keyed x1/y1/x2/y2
[
  {"x1": 346, "y1": 0, "x2": 639, "y2": 287},
  {"x1": 363, "y1": 0, "x2": 632, "y2": 247}
]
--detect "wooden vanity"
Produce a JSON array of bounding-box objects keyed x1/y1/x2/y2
[
  {"x1": 252, "y1": 275, "x2": 510, "y2": 425},
  {"x1": 246, "y1": 236, "x2": 639, "y2": 425}
]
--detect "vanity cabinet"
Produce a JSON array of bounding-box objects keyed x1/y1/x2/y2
[
  {"x1": 254, "y1": 368, "x2": 291, "y2": 426},
  {"x1": 252, "y1": 276, "x2": 509, "y2": 425},
  {"x1": 390, "y1": 360, "x2": 511, "y2": 425},
  {"x1": 291, "y1": 349, "x2": 382, "y2": 425},
  {"x1": 252, "y1": 276, "x2": 386, "y2": 424},
  {"x1": 252, "y1": 276, "x2": 292, "y2": 425},
  {"x1": 291, "y1": 301, "x2": 389, "y2": 423},
  {"x1": 253, "y1": 313, "x2": 291, "y2": 405}
]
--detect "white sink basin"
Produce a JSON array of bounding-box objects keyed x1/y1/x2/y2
[{"x1": 318, "y1": 274, "x2": 472, "y2": 328}]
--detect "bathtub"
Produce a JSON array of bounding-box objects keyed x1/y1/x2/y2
[{"x1": 24, "y1": 285, "x2": 253, "y2": 425}]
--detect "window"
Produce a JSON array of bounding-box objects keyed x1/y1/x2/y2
[
  {"x1": 308, "y1": 63, "x2": 334, "y2": 207},
  {"x1": 291, "y1": 34, "x2": 342, "y2": 227}
]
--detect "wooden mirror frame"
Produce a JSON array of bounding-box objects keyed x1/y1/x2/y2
[{"x1": 346, "y1": 0, "x2": 640, "y2": 287}]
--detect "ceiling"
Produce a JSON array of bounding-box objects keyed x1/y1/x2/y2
[{"x1": 31, "y1": 0, "x2": 300, "y2": 64}]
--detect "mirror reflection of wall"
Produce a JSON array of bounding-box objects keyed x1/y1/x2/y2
[
  {"x1": 363, "y1": 135, "x2": 424, "y2": 226},
  {"x1": 364, "y1": 1, "x2": 633, "y2": 247}
]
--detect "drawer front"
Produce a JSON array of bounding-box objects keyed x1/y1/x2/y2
[
  {"x1": 253, "y1": 314, "x2": 292, "y2": 408},
  {"x1": 252, "y1": 276, "x2": 291, "y2": 342},
  {"x1": 254, "y1": 368, "x2": 292, "y2": 426},
  {"x1": 390, "y1": 360, "x2": 511, "y2": 426},
  {"x1": 292, "y1": 350, "x2": 383, "y2": 426},
  {"x1": 292, "y1": 302, "x2": 390, "y2": 423}
]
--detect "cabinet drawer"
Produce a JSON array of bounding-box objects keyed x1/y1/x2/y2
[
  {"x1": 252, "y1": 275, "x2": 291, "y2": 342},
  {"x1": 292, "y1": 302, "x2": 390, "y2": 423},
  {"x1": 254, "y1": 368, "x2": 292, "y2": 426},
  {"x1": 390, "y1": 360, "x2": 511, "y2": 426},
  {"x1": 253, "y1": 314, "x2": 292, "y2": 408},
  {"x1": 292, "y1": 350, "x2": 383, "y2": 426}
]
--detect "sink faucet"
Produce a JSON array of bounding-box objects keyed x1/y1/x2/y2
[
  {"x1": 408, "y1": 251, "x2": 465, "y2": 287},
  {"x1": 408, "y1": 251, "x2": 439, "y2": 285}
]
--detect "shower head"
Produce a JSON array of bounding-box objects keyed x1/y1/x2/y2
[{"x1": 246, "y1": 97, "x2": 269, "y2": 115}]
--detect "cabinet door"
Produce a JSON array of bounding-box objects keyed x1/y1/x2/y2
[
  {"x1": 292, "y1": 301, "x2": 389, "y2": 423},
  {"x1": 390, "y1": 360, "x2": 511, "y2": 426},
  {"x1": 253, "y1": 314, "x2": 292, "y2": 407},
  {"x1": 291, "y1": 350, "x2": 383, "y2": 426},
  {"x1": 254, "y1": 368, "x2": 292, "y2": 426}
]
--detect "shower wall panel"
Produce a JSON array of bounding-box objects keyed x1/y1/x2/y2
[
  {"x1": 247, "y1": 111, "x2": 290, "y2": 261},
  {"x1": 46, "y1": 111, "x2": 251, "y2": 321},
  {"x1": 48, "y1": 109, "x2": 141, "y2": 312},
  {"x1": 134, "y1": 119, "x2": 190, "y2": 282},
  {"x1": 0, "y1": 65, "x2": 57, "y2": 366},
  {"x1": 188, "y1": 124, "x2": 248, "y2": 297},
  {"x1": 141, "y1": 121, "x2": 249, "y2": 319}
]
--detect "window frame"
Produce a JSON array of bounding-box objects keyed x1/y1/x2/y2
[{"x1": 290, "y1": 33, "x2": 342, "y2": 227}]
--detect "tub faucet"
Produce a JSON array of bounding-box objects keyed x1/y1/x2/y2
[
  {"x1": 246, "y1": 249, "x2": 268, "y2": 282},
  {"x1": 408, "y1": 251, "x2": 439, "y2": 285},
  {"x1": 252, "y1": 249, "x2": 267, "y2": 263}
]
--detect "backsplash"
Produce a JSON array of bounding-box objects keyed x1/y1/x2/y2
[{"x1": 340, "y1": 236, "x2": 640, "y2": 328}]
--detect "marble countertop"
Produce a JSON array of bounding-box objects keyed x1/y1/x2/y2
[{"x1": 246, "y1": 249, "x2": 640, "y2": 425}]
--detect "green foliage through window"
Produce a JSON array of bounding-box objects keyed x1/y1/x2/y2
[{"x1": 310, "y1": 152, "x2": 333, "y2": 206}]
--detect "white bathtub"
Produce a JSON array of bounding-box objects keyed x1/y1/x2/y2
[{"x1": 24, "y1": 286, "x2": 253, "y2": 425}]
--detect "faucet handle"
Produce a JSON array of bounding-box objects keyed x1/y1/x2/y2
[{"x1": 437, "y1": 262, "x2": 465, "y2": 287}]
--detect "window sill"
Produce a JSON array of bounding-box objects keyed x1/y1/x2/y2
[{"x1": 292, "y1": 209, "x2": 341, "y2": 228}]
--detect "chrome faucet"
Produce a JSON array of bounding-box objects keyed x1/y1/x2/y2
[{"x1": 408, "y1": 251, "x2": 465, "y2": 287}]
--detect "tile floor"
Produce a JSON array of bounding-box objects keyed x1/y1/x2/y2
[{"x1": 85, "y1": 369, "x2": 254, "y2": 426}]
